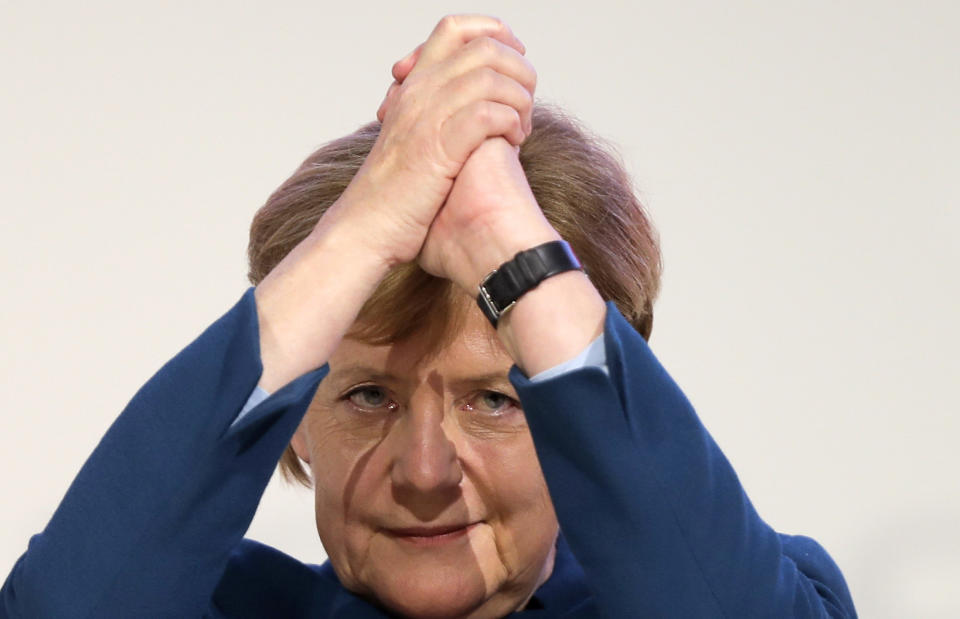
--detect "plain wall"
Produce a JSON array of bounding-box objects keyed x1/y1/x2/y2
[{"x1": 1, "y1": 2, "x2": 957, "y2": 617}]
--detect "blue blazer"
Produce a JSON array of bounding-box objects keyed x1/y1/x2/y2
[{"x1": 1, "y1": 288, "x2": 856, "y2": 618}]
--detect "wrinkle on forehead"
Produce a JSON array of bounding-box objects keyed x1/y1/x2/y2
[{"x1": 332, "y1": 300, "x2": 510, "y2": 386}]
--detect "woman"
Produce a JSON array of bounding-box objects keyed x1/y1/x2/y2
[{"x1": 1, "y1": 15, "x2": 856, "y2": 618}]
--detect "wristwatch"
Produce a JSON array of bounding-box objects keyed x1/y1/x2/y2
[{"x1": 476, "y1": 240, "x2": 583, "y2": 328}]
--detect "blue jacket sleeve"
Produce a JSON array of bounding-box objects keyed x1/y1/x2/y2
[
  {"x1": 1, "y1": 288, "x2": 328, "y2": 619},
  {"x1": 509, "y1": 302, "x2": 857, "y2": 618}
]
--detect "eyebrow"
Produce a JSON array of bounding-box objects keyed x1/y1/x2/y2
[
  {"x1": 326, "y1": 366, "x2": 513, "y2": 391},
  {"x1": 448, "y1": 372, "x2": 514, "y2": 391},
  {"x1": 327, "y1": 366, "x2": 403, "y2": 386}
]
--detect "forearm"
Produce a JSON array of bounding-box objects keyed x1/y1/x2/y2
[
  {"x1": 511, "y1": 303, "x2": 857, "y2": 618},
  {"x1": 497, "y1": 269, "x2": 605, "y2": 377},
  {"x1": 437, "y1": 150, "x2": 607, "y2": 376},
  {"x1": 1, "y1": 289, "x2": 328, "y2": 618},
  {"x1": 254, "y1": 198, "x2": 391, "y2": 392},
  {"x1": 1, "y1": 207, "x2": 386, "y2": 617}
]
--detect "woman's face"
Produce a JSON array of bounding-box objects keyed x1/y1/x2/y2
[{"x1": 290, "y1": 301, "x2": 559, "y2": 618}]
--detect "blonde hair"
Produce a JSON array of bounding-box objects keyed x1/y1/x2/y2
[{"x1": 247, "y1": 103, "x2": 662, "y2": 487}]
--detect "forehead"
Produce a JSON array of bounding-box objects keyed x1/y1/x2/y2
[{"x1": 329, "y1": 304, "x2": 511, "y2": 379}]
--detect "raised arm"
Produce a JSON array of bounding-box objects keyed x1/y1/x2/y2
[
  {"x1": 1, "y1": 15, "x2": 536, "y2": 618},
  {"x1": 422, "y1": 138, "x2": 857, "y2": 617},
  {"x1": 509, "y1": 302, "x2": 858, "y2": 617}
]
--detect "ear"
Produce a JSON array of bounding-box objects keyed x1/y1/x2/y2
[{"x1": 290, "y1": 423, "x2": 312, "y2": 465}]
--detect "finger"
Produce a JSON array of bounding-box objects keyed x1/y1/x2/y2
[
  {"x1": 415, "y1": 14, "x2": 525, "y2": 72},
  {"x1": 376, "y1": 81, "x2": 400, "y2": 122},
  {"x1": 438, "y1": 67, "x2": 534, "y2": 135},
  {"x1": 435, "y1": 36, "x2": 537, "y2": 98},
  {"x1": 440, "y1": 101, "x2": 526, "y2": 165},
  {"x1": 392, "y1": 43, "x2": 423, "y2": 83}
]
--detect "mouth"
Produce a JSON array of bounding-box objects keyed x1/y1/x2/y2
[{"x1": 385, "y1": 522, "x2": 481, "y2": 546}]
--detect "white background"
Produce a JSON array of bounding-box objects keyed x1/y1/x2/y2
[{"x1": 1, "y1": 2, "x2": 957, "y2": 617}]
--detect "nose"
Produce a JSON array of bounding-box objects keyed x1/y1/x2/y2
[{"x1": 389, "y1": 397, "x2": 463, "y2": 501}]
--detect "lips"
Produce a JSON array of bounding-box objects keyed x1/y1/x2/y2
[
  {"x1": 390, "y1": 524, "x2": 470, "y2": 536},
  {"x1": 386, "y1": 522, "x2": 481, "y2": 544}
]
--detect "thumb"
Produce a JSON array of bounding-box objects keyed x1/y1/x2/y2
[{"x1": 391, "y1": 43, "x2": 424, "y2": 82}]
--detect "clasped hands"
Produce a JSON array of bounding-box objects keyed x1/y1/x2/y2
[
  {"x1": 336, "y1": 14, "x2": 561, "y2": 297},
  {"x1": 253, "y1": 15, "x2": 605, "y2": 393}
]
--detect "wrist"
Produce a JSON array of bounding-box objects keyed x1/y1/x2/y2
[
  {"x1": 254, "y1": 211, "x2": 392, "y2": 392},
  {"x1": 322, "y1": 186, "x2": 408, "y2": 272},
  {"x1": 497, "y1": 271, "x2": 606, "y2": 377},
  {"x1": 452, "y1": 207, "x2": 561, "y2": 293},
  {"x1": 477, "y1": 240, "x2": 582, "y2": 329},
  {"x1": 310, "y1": 211, "x2": 395, "y2": 280}
]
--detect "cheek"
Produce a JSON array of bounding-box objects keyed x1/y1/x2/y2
[
  {"x1": 306, "y1": 409, "x2": 387, "y2": 505},
  {"x1": 305, "y1": 417, "x2": 355, "y2": 507},
  {"x1": 304, "y1": 414, "x2": 387, "y2": 582},
  {"x1": 468, "y1": 432, "x2": 558, "y2": 566},
  {"x1": 466, "y1": 421, "x2": 552, "y2": 509}
]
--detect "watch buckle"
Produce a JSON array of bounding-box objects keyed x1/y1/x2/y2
[{"x1": 477, "y1": 269, "x2": 515, "y2": 327}]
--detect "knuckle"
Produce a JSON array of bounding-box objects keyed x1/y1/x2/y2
[
  {"x1": 487, "y1": 15, "x2": 507, "y2": 33},
  {"x1": 436, "y1": 14, "x2": 458, "y2": 33},
  {"x1": 482, "y1": 65, "x2": 499, "y2": 82},
  {"x1": 522, "y1": 87, "x2": 533, "y2": 108},
  {"x1": 477, "y1": 35, "x2": 499, "y2": 55},
  {"x1": 465, "y1": 35, "x2": 499, "y2": 59},
  {"x1": 476, "y1": 102, "x2": 495, "y2": 125},
  {"x1": 477, "y1": 37, "x2": 501, "y2": 56}
]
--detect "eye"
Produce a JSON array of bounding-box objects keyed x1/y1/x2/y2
[
  {"x1": 464, "y1": 390, "x2": 519, "y2": 415},
  {"x1": 345, "y1": 386, "x2": 398, "y2": 412}
]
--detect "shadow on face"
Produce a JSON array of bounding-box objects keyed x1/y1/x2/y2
[{"x1": 290, "y1": 299, "x2": 559, "y2": 617}]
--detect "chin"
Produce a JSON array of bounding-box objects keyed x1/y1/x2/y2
[{"x1": 371, "y1": 561, "x2": 501, "y2": 619}]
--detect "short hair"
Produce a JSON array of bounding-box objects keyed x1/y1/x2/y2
[{"x1": 247, "y1": 103, "x2": 662, "y2": 487}]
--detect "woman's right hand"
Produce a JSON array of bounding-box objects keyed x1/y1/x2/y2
[
  {"x1": 327, "y1": 14, "x2": 537, "y2": 269},
  {"x1": 253, "y1": 15, "x2": 535, "y2": 392}
]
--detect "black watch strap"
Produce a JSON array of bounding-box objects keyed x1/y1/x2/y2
[{"x1": 476, "y1": 240, "x2": 583, "y2": 327}]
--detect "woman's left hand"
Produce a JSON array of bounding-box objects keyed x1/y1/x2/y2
[
  {"x1": 422, "y1": 137, "x2": 606, "y2": 377},
  {"x1": 383, "y1": 25, "x2": 606, "y2": 376},
  {"x1": 380, "y1": 23, "x2": 559, "y2": 293}
]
